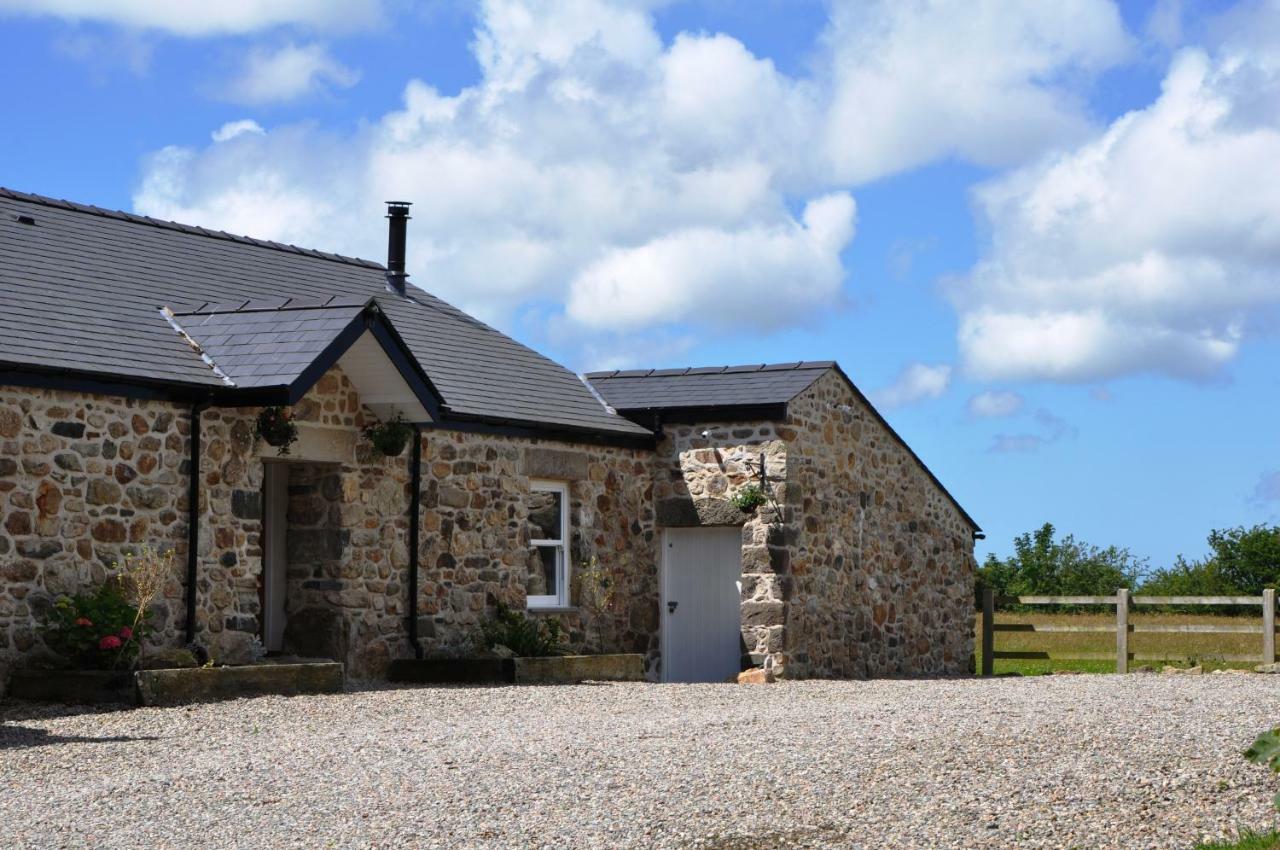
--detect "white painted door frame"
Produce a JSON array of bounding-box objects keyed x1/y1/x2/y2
[{"x1": 261, "y1": 461, "x2": 289, "y2": 652}]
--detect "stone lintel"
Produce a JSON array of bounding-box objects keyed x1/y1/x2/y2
[
  {"x1": 656, "y1": 496, "x2": 747, "y2": 527},
  {"x1": 522, "y1": 447, "x2": 588, "y2": 481}
]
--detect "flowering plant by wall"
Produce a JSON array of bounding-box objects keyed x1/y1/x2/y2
[
  {"x1": 42, "y1": 582, "x2": 144, "y2": 669},
  {"x1": 39, "y1": 546, "x2": 174, "y2": 670}
]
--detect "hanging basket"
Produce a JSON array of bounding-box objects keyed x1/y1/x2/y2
[
  {"x1": 363, "y1": 414, "x2": 413, "y2": 457},
  {"x1": 255, "y1": 406, "x2": 298, "y2": 455}
]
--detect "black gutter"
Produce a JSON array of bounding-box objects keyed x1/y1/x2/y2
[
  {"x1": 185, "y1": 399, "x2": 211, "y2": 644},
  {"x1": 611, "y1": 402, "x2": 790, "y2": 426},
  {"x1": 420, "y1": 414, "x2": 655, "y2": 450},
  {"x1": 407, "y1": 424, "x2": 424, "y2": 659}
]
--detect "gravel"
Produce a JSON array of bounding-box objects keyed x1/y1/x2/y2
[{"x1": 2, "y1": 675, "x2": 1278, "y2": 849}]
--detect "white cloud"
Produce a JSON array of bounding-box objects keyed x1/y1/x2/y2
[
  {"x1": 820, "y1": 0, "x2": 1131, "y2": 184},
  {"x1": 132, "y1": 0, "x2": 1134, "y2": 355},
  {"x1": 870, "y1": 363, "x2": 952, "y2": 409},
  {"x1": 967, "y1": 390, "x2": 1023, "y2": 418},
  {"x1": 566, "y1": 193, "x2": 854, "y2": 331},
  {"x1": 211, "y1": 119, "x2": 266, "y2": 143},
  {"x1": 954, "y1": 28, "x2": 1280, "y2": 382},
  {"x1": 222, "y1": 43, "x2": 359, "y2": 104},
  {"x1": 0, "y1": 0, "x2": 380, "y2": 36}
]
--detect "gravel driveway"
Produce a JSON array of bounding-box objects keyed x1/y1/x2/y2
[{"x1": 2, "y1": 675, "x2": 1278, "y2": 849}]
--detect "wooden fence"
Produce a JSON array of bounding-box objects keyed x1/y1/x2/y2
[{"x1": 979, "y1": 588, "x2": 1277, "y2": 675}]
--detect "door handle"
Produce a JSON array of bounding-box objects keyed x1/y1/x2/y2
[{"x1": 667, "y1": 600, "x2": 678, "y2": 614}]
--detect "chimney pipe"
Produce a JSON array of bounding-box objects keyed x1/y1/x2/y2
[{"x1": 385, "y1": 201, "x2": 411, "y2": 295}]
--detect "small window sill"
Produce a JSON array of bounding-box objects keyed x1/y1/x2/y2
[{"x1": 526, "y1": 606, "x2": 578, "y2": 615}]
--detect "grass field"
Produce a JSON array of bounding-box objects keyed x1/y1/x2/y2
[{"x1": 976, "y1": 611, "x2": 1270, "y2": 676}]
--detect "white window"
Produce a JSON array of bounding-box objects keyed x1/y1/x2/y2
[{"x1": 527, "y1": 480, "x2": 570, "y2": 609}]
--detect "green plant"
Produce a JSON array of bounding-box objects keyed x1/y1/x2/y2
[
  {"x1": 1195, "y1": 829, "x2": 1280, "y2": 850},
  {"x1": 730, "y1": 484, "x2": 768, "y2": 512},
  {"x1": 363, "y1": 413, "x2": 413, "y2": 457},
  {"x1": 42, "y1": 580, "x2": 145, "y2": 670},
  {"x1": 255, "y1": 406, "x2": 298, "y2": 455},
  {"x1": 40, "y1": 546, "x2": 174, "y2": 671},
  {"x1": 978, "y1": 522, "x2": 1146, "y2": 609},
  {"x1": 479, "y1": 603, "x2": 565, "y2": 657},
  {"x1": 1245, "y1": 728, "x2": 1280, "y2": 809}
]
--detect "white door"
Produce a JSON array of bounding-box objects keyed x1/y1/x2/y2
[
  {"x1": 662, "y1": 527, "x2": 743, "y2": 683},
  {"x1": 261, "y1": 462, "x2": 289, "y2": 652}
]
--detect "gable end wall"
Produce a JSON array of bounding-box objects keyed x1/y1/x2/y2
[{"x1": 781, "y1": 370, "x2": 976, "y2": 677}]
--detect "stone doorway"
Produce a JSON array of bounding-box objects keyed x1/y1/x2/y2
[{"x1": 260, "y1": 460, "x2": 350, "y2": 661}]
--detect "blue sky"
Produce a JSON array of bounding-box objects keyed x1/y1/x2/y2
[{"x1": 1, "y1": 0, "x2": 1278, "y2": 569}]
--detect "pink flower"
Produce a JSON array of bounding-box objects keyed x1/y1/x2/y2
[
  {"x1": 75, "y1": 617, "x2": 93, "y2": 627},
  {"x1": 118, "y1": 626, "x2": 133, "y2": 640},
  {"x1": 98, "y1": 635, "x2": 122, "y2": 651}
]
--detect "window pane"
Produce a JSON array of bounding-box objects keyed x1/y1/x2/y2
[
  {"x1": 528, "y1": 489, "x2": 563, "y2": 541},
  {"x1": 529, "y1": 545, "x2": 561, "y2": 599}
]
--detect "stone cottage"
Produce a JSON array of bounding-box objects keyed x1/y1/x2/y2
[{"x1": 0, "y1": 187, "x2": 979, "y2": 687}]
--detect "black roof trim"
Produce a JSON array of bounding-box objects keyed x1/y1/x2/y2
[
  {"x1": 641, "y1": 403, "x2": 790, "y2": 425},
  {"x1": 0, "y1": 187, "x2": 383, "y2": 270},
  {"x1": 422, "y1": 414, "x2": 655, "y2": 450},
  {"x1": 0, "y1": 364, "x2": 208, "y2": 403}
]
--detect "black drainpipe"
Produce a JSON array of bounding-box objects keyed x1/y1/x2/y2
[
  {"x1": 407, "y1": 423, "x2": 424, "y2": 658},
  {"x1": 184, "y1": 399, "x2": 210, "y2": 644}
]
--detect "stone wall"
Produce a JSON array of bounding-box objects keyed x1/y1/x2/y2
[
  {"x1": 0, "y1": 364, "x2": 975, "y2": 689},
  {"x1": 652, "y1": 422, "x2": 788, "y2": 664},
  {"x1": 0, "y1": 367, "x2": 662, "y2": 687},
  {"x1": 415, "y1": 434, "x2": 659, "y2": 666},
  {"x1": 0, "y1": 386, "x2": 192, "y2": 683},
  {"x1": 780, "y1": 370, "x2": 976, "y2": 677}
]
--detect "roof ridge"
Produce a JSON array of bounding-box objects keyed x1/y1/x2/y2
[
  {"x1": 1, "y1": 186, "x2": 385, "y2": 271},
  {"x1": 583, "y1": 360, "x2": 835, "y2": 378}
]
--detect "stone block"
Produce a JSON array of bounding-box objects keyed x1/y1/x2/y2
[
  {"x1": 741, "y1": 601, "x2": 786, "y2": 627},
  {"x1": 16, "y1": 539, "x2": 60, "y2": 559},
  {"x1": 513, "y1": 653, "x2": 645, "y2": 684},
  {"x1": 230, "y1": 489, "x2": 261, "y2": 520},
  {"x1": 656, "y1": 497, "x2": 745, "y2": 527},
  {"x1": 287, "y1": 528, "x2": 349, "y2": 563},
  {"x1": 134, "y1": 663, "x2": 344, "y2": 707},
  {"x1": 523, "y1": 448, "x2": 588, "y2": 481},
  {"x1": 51, "y1": 421, "x2": 85, "y2": 439}
]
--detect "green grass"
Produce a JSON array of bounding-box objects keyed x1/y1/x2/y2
[
  {"x1": 976, "y1": 611, "x2": 1265, "y2": 676},
  {"x1": 1194, "y1": 829, "x2": 1280, "y2": 849}
]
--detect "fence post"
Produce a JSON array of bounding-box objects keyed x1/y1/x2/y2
[
  {"x1": 981, "y1": 587, "x2": 994, "y2": 677},
  {"x1": 1264, "y1": 589, "x2": 1275, "y2": 666},
  {"x1": 1115, "y1": 588, "x2": 1129, "y2": 674}
]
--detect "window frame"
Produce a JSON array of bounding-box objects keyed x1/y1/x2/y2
[{"x1": 527, "y1": 479, "x2": 570, "y2": 610}]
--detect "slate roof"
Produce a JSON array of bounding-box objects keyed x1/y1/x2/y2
[
  {"x1": 584, "y1": 362, "x2": 834, "y2": 411},
  {"x1": 167, "y1": 297, "x2": 371, "y2": 389},
  {"x1": 0, "y1": 187, "x2": 648, "y2": 437},
  {"x1": 587, "y1": 361, "x2": 980, "y2": 530}
]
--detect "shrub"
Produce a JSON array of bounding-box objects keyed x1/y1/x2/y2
[
  {"x1": 730, "y1": 484, "x2": 768, "y2": 512},
  {"x1": 478, "y1": 603, "x2": 565, "y2": 657}
]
